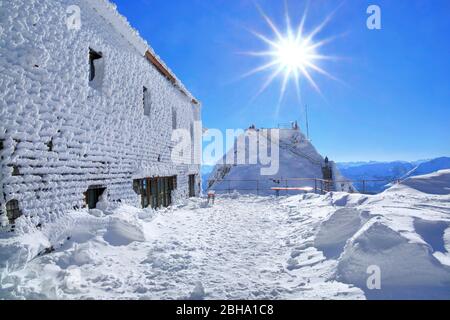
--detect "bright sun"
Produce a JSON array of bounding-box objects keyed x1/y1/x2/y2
[
  {"x1": 275, "y1": 37, "x2": 315, "y2": 71},
  {"x1": 242, "y1": 3, "x2": 341, "y2": 111}
]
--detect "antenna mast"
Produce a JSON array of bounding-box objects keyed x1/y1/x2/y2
[{"x1": 305, "y1": 104, "x2": 310, "y2": 140}]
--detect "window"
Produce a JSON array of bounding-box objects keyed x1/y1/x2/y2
[
  {"x1": 89, "y1": 48, "x2": 104, "y2": 88},
  {"x1": 6, "y1": 200, "x2": 22, "y2": 224},
  {"x1": 136, "y1": 176, "x2": 177, "y2": 209},
  {"x1": 143, "y1": 86, "x2": 151, "y2": 116},
  {"x1": 172, "y1": 108, "x2": 177, "y2": 129},
  {"x1": 84, "y1": 185, "x2": 106, "y2": 209},
  {"x1": 46, "y1": 138, "x2": 53, "y2": 152},
  {"x1": 11, "y1": 165, "x2": 20, "y2": 176}
]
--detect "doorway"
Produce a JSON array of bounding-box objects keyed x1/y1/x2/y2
[
  {"x1": 6, "y1": 199, "x2": 22, "y2": 224},
  {"x1": 84, "y1": 185, "x2": 106, "y2": 209},
  {"x1": 188, "y1": 174, "x2": 196, "y2": 197}
]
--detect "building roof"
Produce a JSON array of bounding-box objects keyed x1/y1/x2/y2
[{"x1": 89, "y1": 0, "x2": 200, "y2": 105}]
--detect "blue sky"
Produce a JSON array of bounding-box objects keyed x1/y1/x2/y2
[{"x1": 112, "y1": 0, "x2": 450, "y2": 162}]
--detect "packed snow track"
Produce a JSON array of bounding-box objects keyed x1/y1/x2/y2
[{"x1": 0, "y1": 195, "x2": 363, "y2": 300}]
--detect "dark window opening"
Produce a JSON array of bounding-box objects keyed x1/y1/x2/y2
[
  {"x1": 46, "y1": 139, "x2": 53, "y2": 152},
  {"x1": 6, "y1": 200, "x2": 22, "y2": 224},
  {"x1": 188, "y1": 175, "x2": 196, "y2": 197},
  {"x1": 84, "y1": 185, "x2": 106, "y2": 209},
  {"x1": 135, "y1": 176, "x2": 177, "y2": 209},
  {"x1": 0, "y1": 139, "x2": 3, "y2": 150},
  {"x1": 11, "y1": 165, "x2": 20, "y2": 176},
  {"x1": 89, "y1": 48, "x2": 103, "y2": 82},
  {"x1": 143, "y1": 86, "x2": 151, "y2": 116}
]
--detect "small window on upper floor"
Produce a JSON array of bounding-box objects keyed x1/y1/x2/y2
[
  {"x1": 172, "y1": 107, "x2": 177, "y2": 129},
  {"x1": 89, "y1": 48, "x2": 104, "y2": 89},
  {"x1": 143, "y1": 86, "x2": 151, "y2": 116},
  {"x1": 46, "y1": 138, "x2": 53, "y2": 152}
]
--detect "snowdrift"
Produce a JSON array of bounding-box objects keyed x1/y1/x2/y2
[
  {"x1": 314, "y1": 208, "x2": 369, "y2": 259},
  {"x1": 0, "y1": 204, "x2": 150, "y2": 275},
  {"x1": 337, "y1": 220, "x2": 450, "y2": 299},
  {"x1": 313, "y1": 170, "x2": 450, "y2": 299},
  {"x1": 398, "y1": 169, "x2": 450, "y2": 195}
]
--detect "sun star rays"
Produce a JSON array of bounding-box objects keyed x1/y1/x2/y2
[{"x1": 241, "y1": 2, "x2": 341, "y2": 114}]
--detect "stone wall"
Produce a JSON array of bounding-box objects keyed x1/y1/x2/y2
[{"x1": 0, "y1": 0, "x2": 201, "y2": 223}]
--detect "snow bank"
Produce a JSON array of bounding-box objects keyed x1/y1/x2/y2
[
  {"x1": 398, "y1": 169, "x2": 450, "y2": 195},
  {"x1": 103, "y1": 208, "x2": 146, "y2": 246},
  {"x1": 310, "y1": 170, "x2": 450, "y2": 299},
  {"x1": 0, "y1": 210, "x2": 108, "y2": 273},
  {"x1": 336, "y1": 221, "x2": 450, "y2": 299},
  {"x1": 314, "y1": 208, "x2": 369, "y2": 259},
  {"x1": 0, "y1": 204, "x2": 150, "y2": 275}
]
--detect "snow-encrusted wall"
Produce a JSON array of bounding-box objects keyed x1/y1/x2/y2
[{"x1": 0, "y1": 0, "x2": 201, "y2": 222}]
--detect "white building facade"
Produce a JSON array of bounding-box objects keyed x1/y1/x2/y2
[{"x1": 0, "y1": 0, "x2": 202, "y2": 226}]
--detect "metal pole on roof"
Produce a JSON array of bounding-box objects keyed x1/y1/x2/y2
[{"x1": 305, "y1": 104, "x2": 310, "y2": 140}]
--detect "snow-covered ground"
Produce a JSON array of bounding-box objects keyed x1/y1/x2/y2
[{"x1": 1, "y1": 170, "x2": 449, "y2": 300}]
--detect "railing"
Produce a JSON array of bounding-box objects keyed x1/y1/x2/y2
[
  {"x1": 207, "y1": 178, "x2": 334, "y2": 195},
  {"x1": 277, "y1": 123, "x2": 294, "y2": 129},
  {"x1": 206, "y1": 178, "x2": 402, "y2": 195}
]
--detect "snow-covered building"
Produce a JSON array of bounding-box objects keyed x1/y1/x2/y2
[
  {"x1": 207, "y1": 123, "x2": 353, "y2": 195},
  {"x1": 0, "y1": 0, "x2": 201, "y2": 227}
]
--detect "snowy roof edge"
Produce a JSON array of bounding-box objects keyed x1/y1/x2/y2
[{"x1": 89, "y1": 0, "x2": 200, "y2": 105}]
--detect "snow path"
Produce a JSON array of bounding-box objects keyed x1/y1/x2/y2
[{"x1": 0, "y1": 196, "x2": 364, "y2": 300}]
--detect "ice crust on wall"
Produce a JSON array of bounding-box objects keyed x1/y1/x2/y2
[{"x1": 0, "y1": 0, "x2": 201, "y2": 224}]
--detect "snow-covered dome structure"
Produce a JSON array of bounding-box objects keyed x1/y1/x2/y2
[{"x1": 207, "y1": 124, "x2": 352, "y2": 195}]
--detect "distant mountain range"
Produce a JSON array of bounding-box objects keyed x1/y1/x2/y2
[
  {"x1": 337, "y1": 157, "x2": 450, "y2": 193},
  {"x1": 202, "y1": 157, "x2": 450, "y2": 194}
]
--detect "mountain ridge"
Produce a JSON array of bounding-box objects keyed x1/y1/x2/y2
[{"x1": 337, "y1": 156, "x2": 450, "y2": 193}]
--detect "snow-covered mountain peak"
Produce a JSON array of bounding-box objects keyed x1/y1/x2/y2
[{"x1": 207, "y1": 125, "x2": 352, "y2": 195}]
